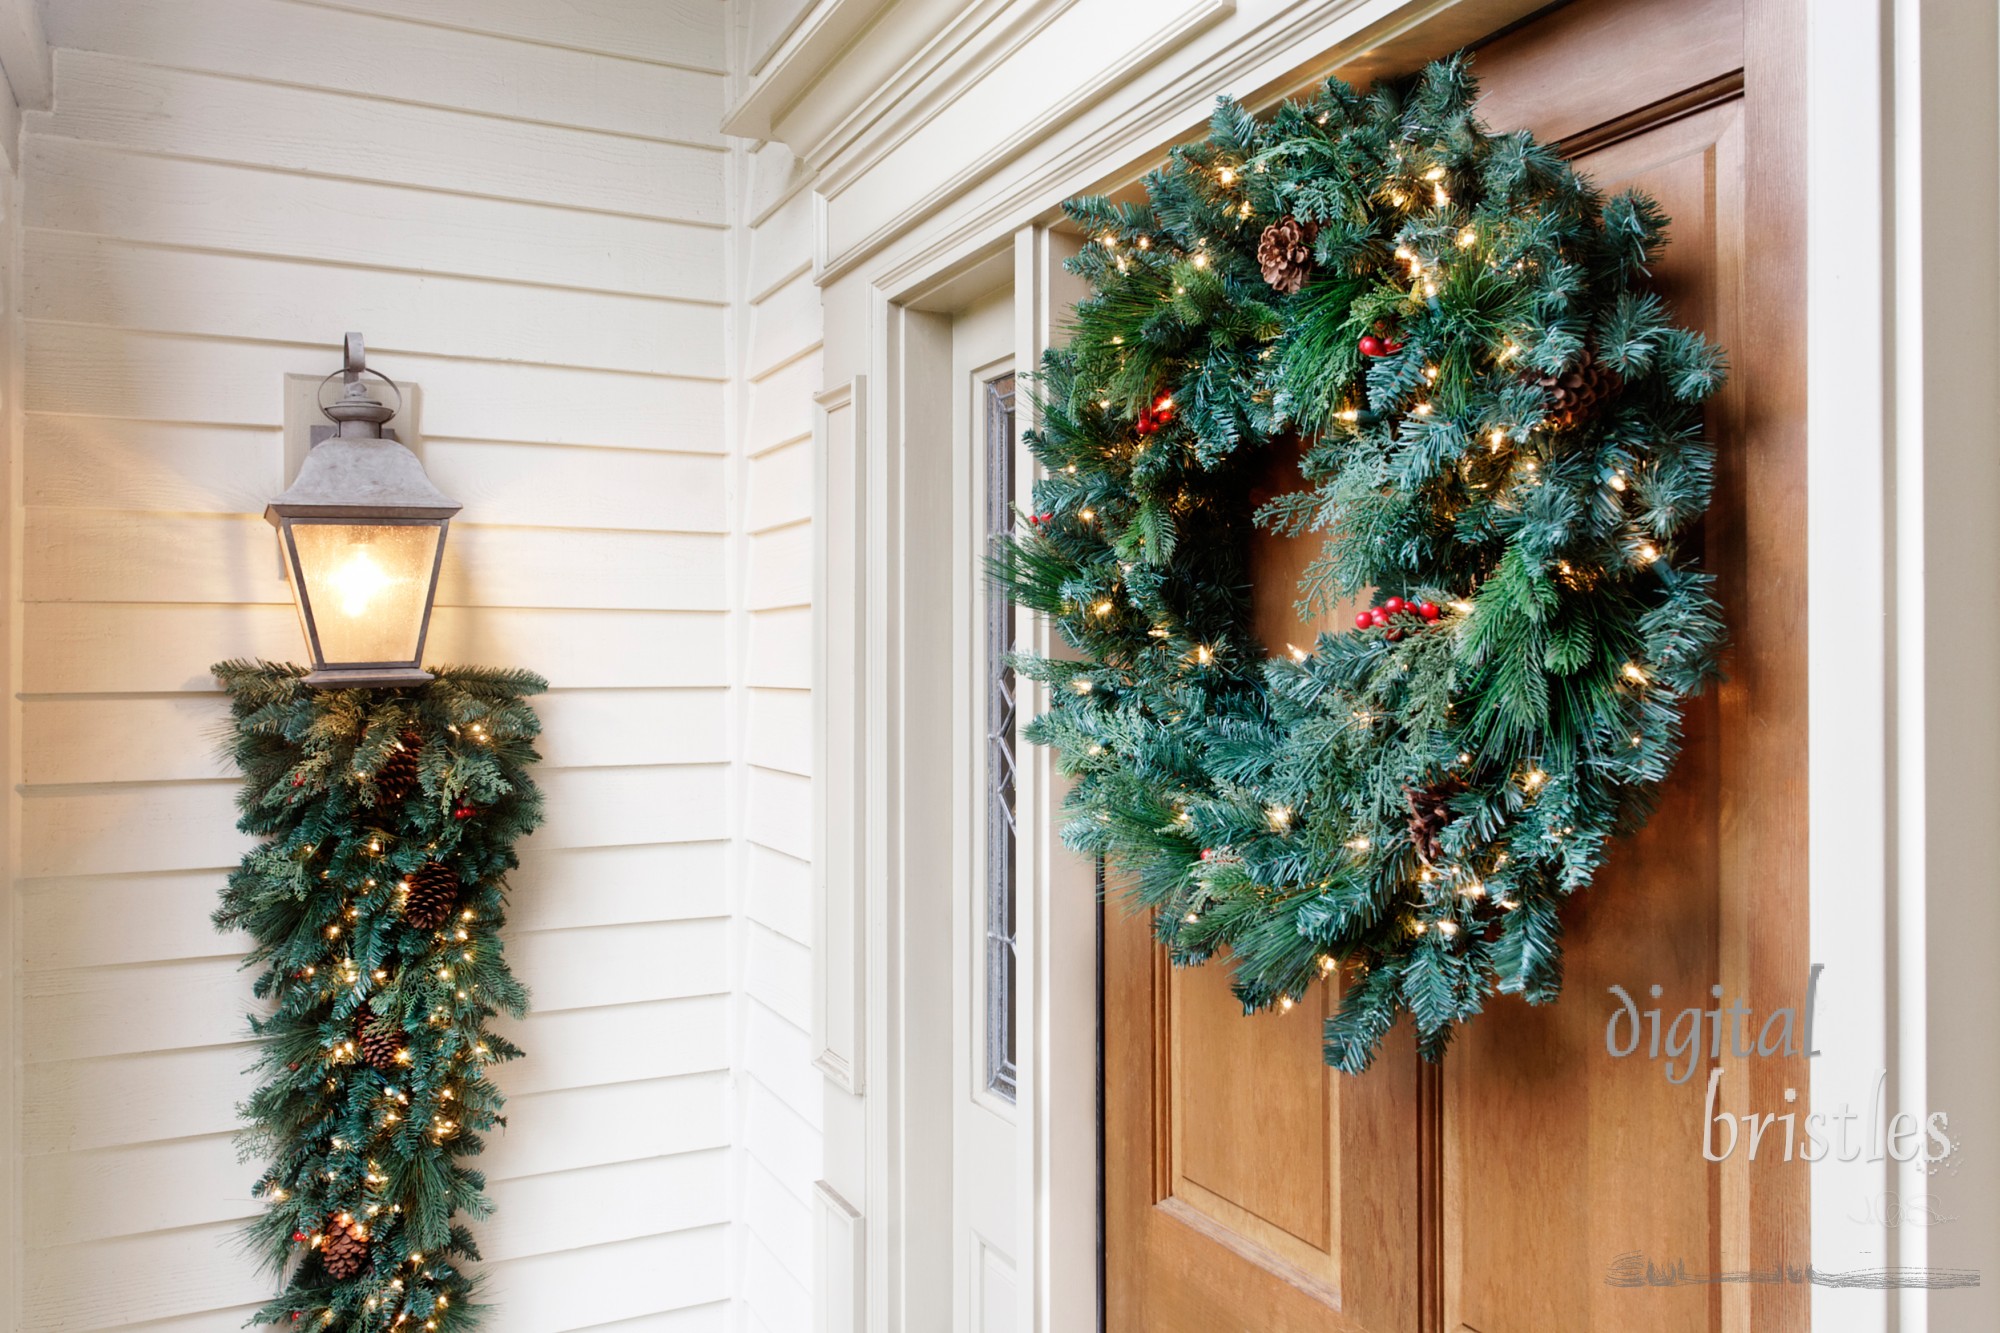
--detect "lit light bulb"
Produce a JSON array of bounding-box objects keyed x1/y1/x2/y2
[
  {"x1": 1217, "y1": 167, "x2": 1236, "y2": 185},
  {"x1": 1267, "y1": 805, "x2": 1294, "y2": 832},
  {"x1": 327, "y1": 550, "x2": 395, "y2": 617}
]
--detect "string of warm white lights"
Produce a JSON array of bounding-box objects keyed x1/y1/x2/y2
[{"x1": 214, "y1": 662, "x2": 546, "y2": 1331}]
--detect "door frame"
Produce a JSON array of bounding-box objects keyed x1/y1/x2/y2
[{"x1": 802, "y1": 0, "x2": 2000, "y2": 1329}]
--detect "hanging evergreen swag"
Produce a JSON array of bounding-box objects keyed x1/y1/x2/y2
[
  {"x1": 214, "y1": 662, "x2": 547, "y2": 1330},
  {"x1": 999, "y1": 56, "x2": 1726, "y2": 1073}
]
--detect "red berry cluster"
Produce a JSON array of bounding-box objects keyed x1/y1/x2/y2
[
  {"x1": 1358, "y1": 322, "x2": 1405, "y2": 358},
  {"x1": 1136, "y1": 394, "x2": 1177, "y2": 436},
  {"x1": 1354, "y1": 596, "x2": 1440, "y2": 642}
]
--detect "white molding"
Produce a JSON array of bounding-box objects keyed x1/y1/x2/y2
[
  {"x1": 863, "y1": 293, "x2": 959, "y2": 1330},
  {"x1": 725, "y1": 0, "x2": 896, "y2": 141},
  {"x1": 813, "y1": 375, "x2": 867, "y2": 1094},
  {"x1": 806, "y1": 0, "x2": 1083, "y2": 197},
  {"x1": 1885, "y1": 0, "x2": 2000, "y2": 1325},
  {"x1": 844, "y1": 0, "x2": 1553, "y2": 295},
  {"x1": 1805, "y1": 1, "x2": 1893, "y2": 1322},
  {"x1": 814, "y1": 1179, "x2": 867, "y2": 1333},
  {"x1": 1010, "y1": 223, "x2": 1098, "y2": 1333},
  {"x1": 817, "y1": 0, "x2": 1236, "y2": 284}
]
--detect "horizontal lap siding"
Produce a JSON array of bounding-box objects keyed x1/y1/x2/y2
[
  {"x1": 19, "y1": 2, "x2": 733, "y2": 1330},
  {"x1": 732, "y1": 143, "x2": 821, "y2": 1331}
]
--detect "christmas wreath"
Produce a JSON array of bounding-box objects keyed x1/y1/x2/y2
[{"x1": 1000, "y1": 56, "x2": 1726, "y2": 1072}]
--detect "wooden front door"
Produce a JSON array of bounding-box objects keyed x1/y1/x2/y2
[{"x1": 1103, "y1": 1, "x2": 1807, "y2": 1330}]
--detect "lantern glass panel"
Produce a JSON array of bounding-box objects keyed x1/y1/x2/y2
[{"x1": 287, "y1": 520, "x2": 443, "y2": 665}]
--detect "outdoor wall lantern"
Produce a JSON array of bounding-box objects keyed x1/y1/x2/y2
[{"x1": 267, "y1": 333, "x2": 459, "y2": 687}]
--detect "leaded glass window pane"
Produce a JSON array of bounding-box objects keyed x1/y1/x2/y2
[{"x1": 984, "y1": 373, "x2": 1019, "y2": 1102}]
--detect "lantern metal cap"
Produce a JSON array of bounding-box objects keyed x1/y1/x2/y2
[
  {"x1": 265, "y1": 333, "x2": 460, "y2": 524},
  {"x1": 265, "y1": 437, "x2": 461, "y2": 523}
]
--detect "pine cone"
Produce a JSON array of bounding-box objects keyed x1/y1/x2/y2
[
  {"x1": 1404, "y1": 776, "x2": 1467, "y2": 863},
  {"x1": 402, "y1": 862, "x2": 461, "y2": 931},
  {"x1": 1256, "y1": 216, "x2": 1316, "y2": 294},
  {"x1": 1524, "y1": 348, "x2": 1621, "y2": 427},
  {"x1": 372, "y1": 729, "x2": 423, "y2": 806},
  {"x1": 355, "y1": 1006, "x2": 406, "y2": 1071},
  {"x1": 321, "y1": 1217, "x2": 368, "y2": 1280}
]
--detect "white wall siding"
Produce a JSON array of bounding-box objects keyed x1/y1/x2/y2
[
  {"x1": 728, "y1": 125, "x2": 822, "y2": 1331},
  {"x1": 16, "y1": 5, "x2": 734, "y2": 1332}
]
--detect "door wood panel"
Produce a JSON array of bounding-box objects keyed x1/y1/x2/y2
[{"x1": 1103, "y1": 1, "x2": 1807, "y2": 1330}]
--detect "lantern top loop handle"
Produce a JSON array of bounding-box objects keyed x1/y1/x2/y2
[
  {"x1": 315, "y1": 333, "x2": 404, "y2": 430},
  {"x1": 315, "y1": 365, "x2": 404, "y2": 422}
]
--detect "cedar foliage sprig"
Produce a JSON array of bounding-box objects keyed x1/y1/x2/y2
[
  {"x1": 213, "y1": 661, "x2": 546, "y2": 1331},
  {"x1": 996, "y1": 55, "x2": 1725, "y2": 1071}
]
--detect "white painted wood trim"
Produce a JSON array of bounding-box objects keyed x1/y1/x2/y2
[
  {"x1": 1805, "y1": 1, "x2": 1893, "y2": 1324},
  {"x1": 805, "y1": 0, "x2": 1086, "y2": 197},
  {"x1": 814, "y1": 375, "x2": 867, "y2": 1093},
  {"x1": 725, "y1": 0, "x2": 895, "y2": 138},
  {"x1": 816, "y1": 0, "x2": 1236, "y2": 283},
  {"x1": 815, "y1": 1178, "x2": 867, "y2": 1333},
  {"x1": 1011, "y1": 224, "x2": 1099, "y2": 1333}
]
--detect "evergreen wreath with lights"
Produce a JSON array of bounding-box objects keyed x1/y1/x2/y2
[
  {"x1": 213, "y1": 661, "x2": 546, "y2": 1330},
  {"x1": 999, "y1": 56, "x2": 1726, "y2": 1073}
]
